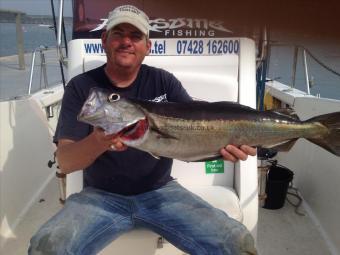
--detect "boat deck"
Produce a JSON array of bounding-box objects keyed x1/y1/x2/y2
[
  {"x1": 1, "y1": 177, "x2": 331, "y2": 255},
  {"x1": 0, "y1": 47, "x2": 335, "y2": 255},
  {"x1": 0, "y1": 48, "x2": 66, "y2": 100}
]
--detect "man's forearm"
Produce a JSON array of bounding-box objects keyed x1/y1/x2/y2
[{"x1": 56, "y1": 132, "x2": 109, "y2": 174}]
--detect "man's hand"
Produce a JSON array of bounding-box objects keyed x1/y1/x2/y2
[
  {"x1": 56, "y1": 128, "x2": 128, "y2": 173},
  {"x1": 109, "y1": 137, "x2": 128, "y2": 151},
  {"x1": 93, "y1": 127, "x2": 127, "y2": 151},
  {"x1": 220, "y1": 145, "x2": 257, "y2": 162}
]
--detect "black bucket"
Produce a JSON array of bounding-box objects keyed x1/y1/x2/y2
[{"x1": 264, "y1": 164, "x2": 294, "y2": 209}]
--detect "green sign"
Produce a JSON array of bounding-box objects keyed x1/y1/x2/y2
[{"x1": 205, "y1": 160, "x2": 224, "y2": 174}]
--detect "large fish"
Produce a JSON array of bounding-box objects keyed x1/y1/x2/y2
[{"x1": 78, "y1": 88, "x2": 340, "y2": 161}]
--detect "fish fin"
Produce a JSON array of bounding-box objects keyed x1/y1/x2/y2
[
  {"x1": 271, "y1": 108, "x2": 300, "y2": 120},
  {"x1": 306, "y1": 112, "x2": 340, "y2": 156},
  {"x1": 268, "y1": 139, "x2": 298, "y2": 151},
  {"x1": 151, "y1": 127, "x2": 178, "y2": 140}
]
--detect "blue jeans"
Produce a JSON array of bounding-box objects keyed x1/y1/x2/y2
[{"x1": 29, "y1": 181, "x2": 256, "y2": 255}]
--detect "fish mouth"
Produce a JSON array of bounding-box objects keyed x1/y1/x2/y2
[{"x1": 119, "y1": 118, "x2": 148, "y2": 141}]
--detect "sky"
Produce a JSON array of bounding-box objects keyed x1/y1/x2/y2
[{"x1": 0, "y1": 0, "x2": 73, "y2": 16}]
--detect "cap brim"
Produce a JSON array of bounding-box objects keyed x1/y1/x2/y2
[{"x1": 106, "y1": 16, "x2": 148, "y2": 35}]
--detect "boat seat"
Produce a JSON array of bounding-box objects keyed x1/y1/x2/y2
[
  {"x1": 186, "y1": 186, "x2": 243, "y2": 222},
  {"x1": 66, "y1": 37, "x2": 258, "y2": 254}
]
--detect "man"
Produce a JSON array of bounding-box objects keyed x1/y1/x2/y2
[{"x1": 29, "y1": 5, "x2": 257, "y2": 255}]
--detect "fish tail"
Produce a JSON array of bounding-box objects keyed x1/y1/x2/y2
[{"x1": 307, "y1": 112, "x2": 340, "y2": 156}]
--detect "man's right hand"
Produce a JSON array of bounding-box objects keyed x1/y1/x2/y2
[
  {"x1": 92, "y1": 127, "x2": 127, "y2": 151},
  {"x1": 56, "y1": 128, "x2": 127, "y2": 173}
]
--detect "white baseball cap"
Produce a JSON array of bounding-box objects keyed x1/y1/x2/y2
[{"x1": 106, "y1": 5, "x2": 150, "y2": 36}]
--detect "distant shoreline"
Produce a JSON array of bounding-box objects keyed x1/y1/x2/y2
[{"x1": 0, "y1": 14, "x2": 72, "y2": 25}]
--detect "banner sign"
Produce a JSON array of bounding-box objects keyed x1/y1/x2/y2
[{"x1": 82, "y1": 38, "x2": 240, "y2": 56}]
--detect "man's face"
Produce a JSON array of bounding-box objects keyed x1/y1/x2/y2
[{"x1": 102, "y1": 23, "x2": 151, "y2": 70}]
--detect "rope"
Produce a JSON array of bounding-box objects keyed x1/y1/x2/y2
[
  {"x1": 304, "y1": 47, "x2": 340, "y2": 77},
  {"x1": 286, "y1": 185, "x2": 305, "y2": 216},
  {"x1": 266, "y1": 160, "x2": 305, "y2": 216}
]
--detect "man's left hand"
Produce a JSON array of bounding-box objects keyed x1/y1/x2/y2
[{"x1": 220, "y1": 145, "x2": 257, "y2": 162}]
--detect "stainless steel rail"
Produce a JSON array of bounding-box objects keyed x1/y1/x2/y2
[
  {"x1": 270, "y1": 43, "x2": 340, "y2": 95},
  {"x1": 57, "y1": 0, "x2": 67, "y2": 66},
  {"x1": 302, "y1": 49, "x2": 311, "y2": 95},
  {"x1": 28, "y1": 45, "x2": 48, "y2": 95}
]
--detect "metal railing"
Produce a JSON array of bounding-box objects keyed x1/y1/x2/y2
[
  {"x1": 57, "y1": 0, "x2": 67, "y2": 66},
  {"x1": 51, "y1": 0, "x2": 67, "y2": 89},
  {"x1": 269, "y1": 43, "x2": 340, "y2": 95},
  {"x1": 27, "y1": 45, "x2": 49, "y2": 94}
]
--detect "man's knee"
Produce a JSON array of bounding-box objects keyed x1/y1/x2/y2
[
  {"x1": 212, "y1": 217, "x2": 257, "y2": 255},
  {"x1": 225, "y1": 224, "x2": 257, "y2": 255},
  {"x1": 238, "y1": 231, "x2": 257, "y2": 255},
  {"x1": 28, "y1": 224, "x2": 74, "y2": 255},
  {"x1": 29, "y1": 231, "x2": 56, "y2": 255}
]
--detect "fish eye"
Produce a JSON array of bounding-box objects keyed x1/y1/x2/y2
[{"x1": 108, "y1": 93, "x2": 120, "y2": 102}]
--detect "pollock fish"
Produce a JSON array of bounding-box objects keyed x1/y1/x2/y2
[{"x1": 78, "y1": 88, "x2": 340, "y2": 161}]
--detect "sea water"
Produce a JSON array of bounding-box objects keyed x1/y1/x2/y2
[{"x1": 0, "y1": 23, "x2": 72, "y2": 57}]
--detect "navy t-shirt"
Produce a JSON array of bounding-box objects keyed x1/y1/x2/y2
[{"x1": 54, "y1": 64, "x2": 192, "y2": 195}]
